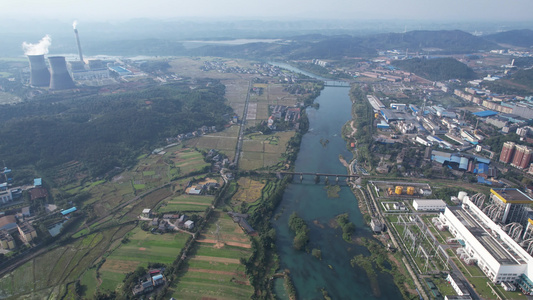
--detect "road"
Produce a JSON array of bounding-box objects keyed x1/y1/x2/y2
[{"x1": 233, "y1": 80, "x2": 252, "y2": 168}]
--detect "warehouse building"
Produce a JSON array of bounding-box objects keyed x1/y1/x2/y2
[{"x1": 413, "y1": 199, "x2": 447, "y2": 211}]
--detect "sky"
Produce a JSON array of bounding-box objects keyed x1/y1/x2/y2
[{"x1": 1, "y1": 0, "x2": 533, "y2": 22}]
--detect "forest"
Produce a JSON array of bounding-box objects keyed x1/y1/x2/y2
[
  {"x1": 0, "y1": 80, "x2": 233, "y2": 179},
  {"x1": 393, "y1": 57, "x2": 477, "y2": 81}
]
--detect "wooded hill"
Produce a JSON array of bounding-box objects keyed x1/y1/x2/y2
[
  {"x1": 0, "y1": 81, "x2": 233, "y2": 178},
  {"x1": 392, "y1": 57, "x2": 477, "y2": 81},
  {"x1": 484, "y1": 29, "x2": 533, "y2": 48},
  {"x1": 189, "y1": 30, "x2": 499, "y2": 60},
  {"x1": 62, "y1": 30, "x2": 500, "y2": 59}
]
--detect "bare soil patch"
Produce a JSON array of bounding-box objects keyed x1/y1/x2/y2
[{"x1": 191, "y1": 256, "x2": 241, "y2": 264}]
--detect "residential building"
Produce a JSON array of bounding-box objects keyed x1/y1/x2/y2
[
  {"x1": 512, "y1": 145, "x2": 533, "y2": 169},
  {"x1": 184, "y1": 220, "x2": 194, "y2": 230},
  {"x1": 0, "y1": 215, "x2": 17, "y2": 232},
  {"x1": 0, "y1": 230, "x2": 15, "y2": 249},
  {"x1": 17, "y1": 222, "x2": 37, "y2": 243},
  {"x1": 500, "y1": 141, "x2": 516, "y2": 163}
]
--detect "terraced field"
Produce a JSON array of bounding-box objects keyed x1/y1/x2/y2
[
  {"x1": 96, "y1": 227, "x2": 190, "y2": 293},
  {"x1": 171, "y1": 210, "x2": 253, "y2": 300},
  {"x1": 0, "y1": 225, "x2": 135, "y2": 299}
]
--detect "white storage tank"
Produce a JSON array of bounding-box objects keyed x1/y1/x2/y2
[{"x1": 458, "y1": 191, "x2": 468, "y2": 201}]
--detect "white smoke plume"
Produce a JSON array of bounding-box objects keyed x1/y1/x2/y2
[
  {"x1": 22, "y1": 35, "x2": 52, "y2": 55},
  {"x1": 73, "y1": 20, "x2": 78, "y2": 30}
]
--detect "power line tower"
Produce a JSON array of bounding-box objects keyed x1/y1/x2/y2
[{"x1": 212, "y1": 222, "x2": 222, "y2": 244}]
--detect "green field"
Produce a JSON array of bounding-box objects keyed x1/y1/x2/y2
[
  {"x1": 170, "y1": 210, "x2": 253, "y2": 300},
  {"x1": 102, "y1": 227, "x2": 189, "y2": 265},
  {"x1": 97, "y1": 227, "x2": 190, "y2": 293},
  {"x1": 158, "y1": 194, "x2": 214, "y2": 213},
  {"x1": 0, "y1": 225, "x2": 135, "y2": 299}
]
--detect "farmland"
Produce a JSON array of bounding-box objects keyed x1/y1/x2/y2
[
  {"x1": 170, "y1": 210, "x2": 253, "y2": 300},
  {"x1": 95, "y1": 227, "x2": 191, "y2": 293},
  {"x1": 0, "y1": 57, "x2": 315, "y2": 299},
  {"x1": 158, "y1": 194, "x2": 213, "y2": 213},
  {"x1": 232, "y1": 177, "x2": 265, "y2": 205},
  {"x1": 0, "y1": 224, "x2": 135, "y2": 299}
]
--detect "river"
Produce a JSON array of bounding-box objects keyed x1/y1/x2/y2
[{"x1": 271, "y1": 63, "x2": 403, "y2": 299}]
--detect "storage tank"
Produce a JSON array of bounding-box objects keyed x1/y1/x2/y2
[
  {"x1": 395, "y1": 186, "x2": 403, "y2": 195},
  {"x1": 406, "y1": 186, "x2": 415, "y2": 195},
  {"x1": 458, "y1": 191, "x2": 467, "y2": 201},
  {"x1": 27, "y1": 54, "x2": 50, "y2": 87},
  {"x1": 48, "y1": 56, "x2": 75, "y2": 90}
]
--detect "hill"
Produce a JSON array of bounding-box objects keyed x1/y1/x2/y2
[
  {"x1": 510, "y1": 68, "x2": 533, "y2": 87},
  {"x1": 392, "y1": 57, "x2": 477, "y2": 81},
  {"x1": 190, "y1": 30, "x2": 499, "y2": 60},
  {"x1": 0, "y1": 81, "x2": 232, "y2": 178},
  {"x1": 484, "y1": 29, "x2": 533, "y2": 48},
  {"x1": 360, "y1": 30, "x2": 498, "y2": 54}
]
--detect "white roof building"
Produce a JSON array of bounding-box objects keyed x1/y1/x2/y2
[
  {"x1": 184, "y1": 220, "x2": 194, "y2": 230},
  {"x1": 440, "y1": 196, "x2": 533, "y2": 291},
  {"x1": 413, "y1": 199, "x2": 446, "y2": 211}
]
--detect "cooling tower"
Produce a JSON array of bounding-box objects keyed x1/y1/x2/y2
[
  {"x1": 48, "y1": 56, "x2": 75, "y2": 90},
  {"x1": 27, "y1": 55, "x2": 50, "y2": 87}
]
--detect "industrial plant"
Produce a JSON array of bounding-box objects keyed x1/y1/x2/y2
[
  {"x1": 438, "y1": 189, "x2": 533, "y2": 294},
  {"x1": 24, "y1": 22, "x2": 113, "y2": 90}
]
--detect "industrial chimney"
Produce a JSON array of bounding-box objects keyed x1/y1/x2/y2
[
  {"x1": 73, "y1": 28, "x2": 84, "y2": 63},
  {"x1": 48, "y1": 56, "x2": 75, "y2": 90},
  {"x1": 27, "y1": 54, "x2": 50, "y2": 87}
]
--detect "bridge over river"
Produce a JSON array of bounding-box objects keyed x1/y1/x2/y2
[
  {"x1": 323, "y1": 81, "x2": 351, "y2": 87},
  {"x1": 273, "y1": 171, "x2": 366, "y2": 183}
]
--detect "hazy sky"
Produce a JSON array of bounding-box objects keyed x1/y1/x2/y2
[{"x1": 1, "y1": 0, "x2": 533, "y2": 22}]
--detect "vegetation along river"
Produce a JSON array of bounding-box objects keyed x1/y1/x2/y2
[{"x1": 271, "y1": 63, "x2": 403, "y2": 299}]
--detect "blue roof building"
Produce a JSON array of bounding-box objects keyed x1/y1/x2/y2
[
  {"x1": 34, "y1": 178, "x2": 42, "y2": 186},
  {"x1": 473, "y1": 110, "x2": 498, "y2": 118},
  {"x1": 61, "y1": 207, "x2": 77, "y2": 215}
]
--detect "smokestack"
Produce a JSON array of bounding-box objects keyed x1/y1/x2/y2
[
  {"x1": 27, "y1": 55, "x2": 50, "y2": 87},
  {"x1": 73, "y1": 28, "x2": 84, "y2": 63},
  {"x1": 48, "y1": 56, "x2": 75, "y2": 90}
]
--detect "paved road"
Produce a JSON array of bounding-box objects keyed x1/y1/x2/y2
[{"x1": 233, "y1": 80, "x2": 252, "y2": 168}]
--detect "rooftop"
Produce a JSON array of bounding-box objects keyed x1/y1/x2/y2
[
  {"x1": 414, "y1": 199, "x2": 446, "y2": 205},
  {"x1": 18, "y1": 222, "x2": 35, "y2": 234},
  {"x1": 0, "y1": 215, "x2": 16, "y2": 228},
  {"x1": 491, "y1": 188, "x2": 533, "y2": 204},
  {"x1": 449, "y1": 206, "x2": 524, "y2": 265}
]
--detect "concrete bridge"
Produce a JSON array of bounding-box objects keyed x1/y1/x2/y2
[
  {"x1": 323, "y1": 81, "x2": 351, "y2": 87},
  {"x1": 275, "y1": 171, "x2": 364, "y2": 183}
]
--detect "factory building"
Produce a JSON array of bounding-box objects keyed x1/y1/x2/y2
[
  {"x1": 440, "y1": 196, "x2": 533, "y2": 289},
  {"x1": 488, "y1": 188, "x2": 533, "y2": 225},
  {"x1": 412, "y1": 199, "x2": 447, "y2": 211},
  {"x1": 366, "y1": 95, "x2": 385, "y2": 111}
]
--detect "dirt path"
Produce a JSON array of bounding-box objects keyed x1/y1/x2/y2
[
  {"x1": 196, "y1": 239, "x2": 252, "y2": 249},
  {"x1": 348, "y1": 120, "x2": 357, "y2": 137},
  {"x1": 168, "y1": 201, "x2": 211, "y2": 206},
  {"x1": 187, "y1": 268, "x2": 239, "y2": 276},
  {"x1": 191, "y1": 255, "x2": 241, "y2": 264}
]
